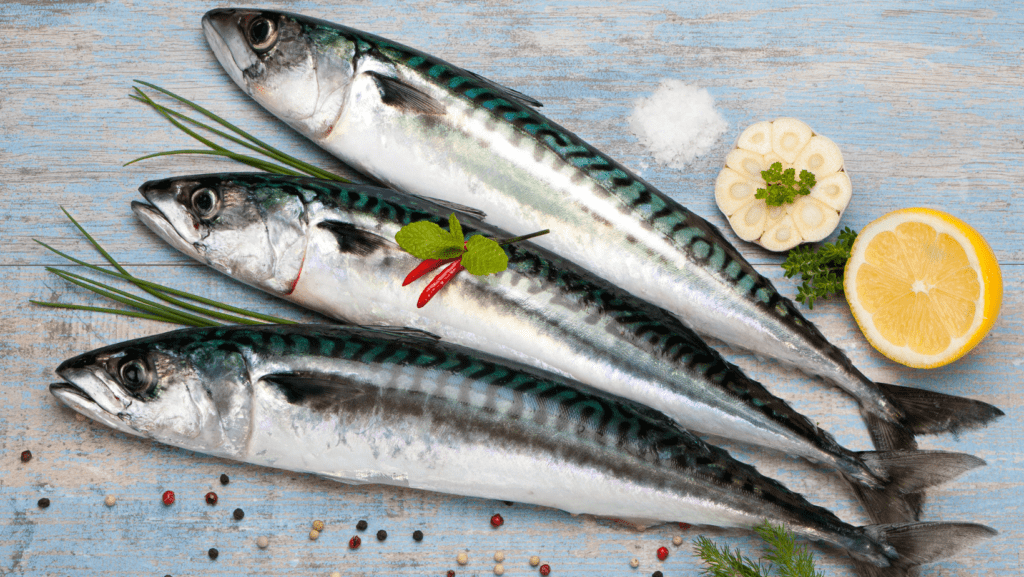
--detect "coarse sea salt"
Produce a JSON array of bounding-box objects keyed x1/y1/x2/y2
[{"x1": 628, "y1": 80, "x2": 728, "y2": 169}]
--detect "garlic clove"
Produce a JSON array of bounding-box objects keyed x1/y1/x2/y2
[
  {"x1": 793, "y1": 135, "x2": 844, "y2": 179},
  {"x1": 759, "y1": 214, "x2": 803, "y2": 251},
  {"x1": 724, "y1": 149, "x2": 768, "y2": 183},
  {"x1": 735, "y1": 121, "x2": 773, "y2": 154},
  {"x1": 765, "y1": 203, "x2": 788, "y2": 228},
  {"x1": 810, "y1": 171, "x2": 853, "y2": 213},
  {"x1": 770, "y1": 118, "x2": 814, "y2": 164},
  {"x1": 729, "y1": 199, "x2": 768, "y2": 241},
  {"x1": 715, "y1": 168, "x2": 759, "y2": 216},
  {"x1": 762, "y1": 152, "x2": 788, "y2": 171},
  {"x1": 790, "y1": 197, "x2": 841, "y2": 243}
]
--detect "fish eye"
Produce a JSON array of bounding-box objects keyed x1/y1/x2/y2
[
  {"x1": 247, "y1": 17, "x2": 278, "y2": 52},
  {"x1": 118, "y1": 357, "x2": 152, "y2": 393},
  {"x1": 190, "y1": 187, "x2": 220, "y2": 219}
]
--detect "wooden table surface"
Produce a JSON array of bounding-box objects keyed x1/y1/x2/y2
[{"x1": 2, "y1": 1, "x2": 1021, "y2": 576}]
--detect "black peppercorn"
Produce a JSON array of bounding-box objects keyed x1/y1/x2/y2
[
  {"x1": 233, "y1": 508, "x2": 244, "y2": 520},
  {"x1": 413, "y1": 530, "x2": 424, "y2": 542},
  {"x1": 208, "y1": 548, "x2": 219, "y2": 560},
  {"x1": 220, "y1": 474, "x2": 229, "y2": 485},
  {"x1": 356, "y1": 519, "x2": 368, "y2": 531},
  {"x1": 38, "y1": 498, "x2": 50, "y2": 508},
  {"x1": 376, "y1": 529, "x2": 387, "y2": 541},
  {"x1": 652, "y1": 572, "x2": 663, "y2": 577},
  {"x1": 21, "y1": 450, "x2": 32, "y2": 462}
]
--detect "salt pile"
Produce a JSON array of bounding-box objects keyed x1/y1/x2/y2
[{"x1": 628, "y1": 80, "x2": 728, "y2": 169}]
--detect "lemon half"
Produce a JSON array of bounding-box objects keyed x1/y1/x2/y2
[{"x1": 844, "y1": 208, "x2": 1001, "y2": 369}]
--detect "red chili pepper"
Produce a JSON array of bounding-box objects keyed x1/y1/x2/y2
[
  {"x1": 490, "y1": 513, "x2": 504, "y2": 527},
  {"x1": 162, "y1": 490, "x2": 175, "y2": 506},
  {"x1": 417, "y1": 259, "x2": 464, "y2": 308},
  {"x1": 403, "y1": 258, "x2": 455, "y2": 286},
  {"x1": 656, "y1": 546, "x2": 669, "y2": 561}
]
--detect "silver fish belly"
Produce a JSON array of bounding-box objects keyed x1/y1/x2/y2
[
  {"x1": 50, "y1": 324, "x2": 996, "y2": 575},
  {"x1": 202, "y1": 9, "x2": 1002, "y2": 453},
  {"x1": 133, "y1": 173, "x2": 985, "y2": 524}
]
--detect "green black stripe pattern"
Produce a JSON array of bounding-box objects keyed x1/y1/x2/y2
[{"x1": 296, "y1": 19, "x2": 831, "y2": 348}]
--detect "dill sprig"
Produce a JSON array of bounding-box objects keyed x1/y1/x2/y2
[
  {"x1": 781, "y1": 227, "x2": 858, "y2": 309},
  {"x1": 126, "y1": 80, "x2": 350, "y2": 181},
  {"x1": 33, "y1": 209, "x2": 298, "y2": 327},
  {"x1": 694, "y1": 521, "x2": 824, "y2": 577}
]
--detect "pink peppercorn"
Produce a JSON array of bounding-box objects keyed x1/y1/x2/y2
[
  {"x1": 657, "y1": 546, "x2": 669, "y2": 561},
  {"x1": 539, "y1": 564, "x2": 551, "y2": 576},
  {"x1": 490, "y1": 513, "x2": 504, "y2": 527},
  {"x1": 205, "y1": 492, "x2": 218, "y2": 505},
  {"x1": 162, "y1": 490, "x2": 175, "y2": 505},
  {"x1": 349, "y1": 536, "x2": 361, "y2": 549}
]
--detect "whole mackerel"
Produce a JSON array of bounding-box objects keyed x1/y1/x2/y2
[
  {"x1": 201, "y1": 8, "x2": 1003, "y2": 453},
  {"x1": 50, "y1": 324, "x2": 994, "y2": 575},
  {"x1": 133, "y1": 173, "x2": 983, "y2": 523}
]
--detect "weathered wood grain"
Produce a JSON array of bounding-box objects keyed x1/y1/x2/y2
[{"x1": 2, "y1": 1, "x2": 1021, "y2": 576}]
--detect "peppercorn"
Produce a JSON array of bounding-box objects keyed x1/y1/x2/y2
[
  {"x1": 356, "y1": 519, "x2": 368, "y2": 531},
  {"x1": 205, "y1": 492, "x2": 218, "y2": 505},
  {"x1": 208, "y1": 548, "x2": 219, "y2": 560},
  {"x1": 233, "y1": 508, "x2": 244, "y2": 520},
  {"x1": 21, "y1": 450, "x2": 32, "y2": 462},
  {"x1": 679, "y1": 522, "x2": 691, "y2": 530},
  {"x1": 529, "y1": 556, "x2": 540, "y2": 566},
  {"x1": 652, "y1": 572, "x2": 663, "y2": 577},
  {"x1": 309, "y1": 529, "x2": 320, "y2": 540},
  {"x1": 456, "y1": 552, "x2": 468, "y2": 565},
  {"x1": 490, "y1": 513, "x2": 504, "y2": 527},
  {"x1": 413, "y1": 530, "x2": 424, "y2": 542},
  {"x1": 38, "y1": 498, "x2": 50, "y2": 508},
  {"x1": 312, "y1": 519, "x2": 325, "y2": 531},
  {"x1": 447, "y1": 571, "x2": 456, "y2": 577},
  {"x1": 104, "y1": 495, "x2": 116, "y2": 507},
  {"x1": 539, "y1": 564, "x2": 551, "y2": 576},
  {"x1": 494, "y1": 551, "x2": 505, "y2": 563},
  {"x1": 349, "y1": 536, "x2": 361, "y2": 549},
  {"x1": 220, "y1": 474, "x2": 230, "y2": 485},
  {"x1": 657, "y1": 546, "x2": 668, "y2": 561},
  {"x1": 162, "y1": 491, "x2": 175, "y2": 506},
  {"x1": 672, "y1": 535, "x2": 682, "y2": 546},
  {"x1": 494, "y1": 564, "x2": 505, "y2": 576},
  {"x1": 376, "y1": 529, "x2": 387, "y2": 541},
  {"x1": 256, "y1": 536, "x2": 269, "y2": 549},
  {"x1": 630, "y1": 558, "x2": 639, "y2": 568}
]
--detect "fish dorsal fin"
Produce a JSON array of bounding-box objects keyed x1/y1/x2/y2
[
  {"x1": 262, "y1": 371, "x2": 369, "y2": 407},
  {"x1": 317, "y1": 220, "x2": 390, "y2": 256},
  {"x1": 356, "y1": 326, "x2": 443, "y2": 342},
  {"x1": 464, "y1": 70, "x2": 543, "y2": 108},
  {"x1": 368, "y1": 72, "x2": 446, "y2": 115},
  {"x1": 411, "y1": 195, "x2": 488, "y2": 220}
]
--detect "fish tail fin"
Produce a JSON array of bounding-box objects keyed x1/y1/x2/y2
[
  {"x1": 843, "y1": 450, "x2": 986, "y2": 524},
  {"x1": 878, "y1": 382, "x2": 1004, "y2": 436},
  {"x1": 849, "y1": 522, "x2": 997, "y2": 577},
  {"x1": 862, "y1": 382, "x2": 1003, "y2": 453}
]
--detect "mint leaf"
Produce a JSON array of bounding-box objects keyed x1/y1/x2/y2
[
  {"x1": 395, "y1": 221, "x2": 464, "y2": 260},
  {"x1": 449, "y1": 213, "x2": 464, "y2": 245},
  {"x1": 461, "y1": 235, "x2": 508, "y2": 275}
]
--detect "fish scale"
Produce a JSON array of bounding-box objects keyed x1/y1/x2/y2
[{"x1": 51, "y1": 323, "x2": 997, "y2": 575}]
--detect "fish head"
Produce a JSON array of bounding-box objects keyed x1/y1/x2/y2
[
  {"x1": 133, "y1": 174, "x2": 308, "y2": 295},
  {"x1": 202, "y1": 8, "x2": 356, "y2": 138},
  {"x1": 51, "y1": 329, "x2": 254, "y2": 457}
]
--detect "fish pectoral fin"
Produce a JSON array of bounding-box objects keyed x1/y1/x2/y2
[
  {"x1": 262, "y1": 372, "x2": 369, "y2": 405},
  {"x1": 317, "y1": 220, "x2": 391, "y2": 256},
  {"x1": 368, "y1": 72, "x2": 446, "y2": 115},
  {"x1": 463, "y1": 69, "x2": 543, "y2": 108},
  {"x1": 411, "y1": 195, "x2": 488, "y2": 220}
]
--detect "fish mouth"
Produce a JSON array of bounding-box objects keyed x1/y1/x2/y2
[
  {"x1": 50, "y1": 364, "x2": 141, "y2": 437},
  {"x1": 131, "y1": 196, "x2": 204, "y2": 263},
  {"x1": 203, "y1": 9, "x2": 259, "y2": 93}
]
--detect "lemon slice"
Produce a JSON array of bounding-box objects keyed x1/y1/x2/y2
[{"x1": 844, "y1": 208, "x2": 1002, "y2": 368}]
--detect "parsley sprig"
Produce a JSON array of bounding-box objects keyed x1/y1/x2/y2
[
  {"x1": 396, "y1": 214, "x2": 549, "y2": 307},
  {"x1": 755, "y1": 162, "x2": 817, "y2": 207},
  {"x1": 781, "y1": 227, "x2": 857, "y2": 309},
  {"x1": 694, "y1": 520, "x2": 824, "y2": 577}
]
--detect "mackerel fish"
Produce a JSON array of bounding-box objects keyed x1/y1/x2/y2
[
  {"x1": 50, "y1": 324, "x2": 995, "y2": 575},
  {"x1": 201, "y1": 8, "x2": 1003, "y2": 453},
  {"x1": 133, "y1": 173, "x2": 984, "y2": 523}
]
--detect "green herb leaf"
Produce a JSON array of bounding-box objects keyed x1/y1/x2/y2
[
  {"x1": 754, "y1": 520, "x2": 825, "y2": 577},
  {"x1": 755, "y1": 162, "x2": 817, "y2": 207},
  {"x1": 449, "y1": 213, "x2": 464, "y2": 245},
  {"x1": 461, "y1": 235, "x2": 509, "y2": 275},
  {"x1": 781, "y1": 227, "x2": 857, "y2": 309},
  {"x1": 693, "y1": 535, "x2": 770, "y2": 577},
  {"x1": 395, "y1": 220, "x2": 465, "y2": 260}
]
